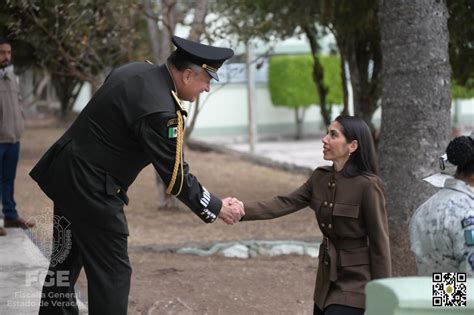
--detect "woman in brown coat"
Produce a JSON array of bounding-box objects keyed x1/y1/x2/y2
[{"x1": 232, "y1": 116, "x2": 391, "y2": 315}]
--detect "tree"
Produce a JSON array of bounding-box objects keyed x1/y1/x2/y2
[
  {"x1": 268, "y1": 55, "x2": 342, "y2": 139},
  {"x1": 214, "y1": 0, "x2": 338, "y2": 127},
  {"x1": 322, "y1": 0, "x2": 382, "y2": 138},
  {"x1": 216, "y1": 0, "x2": 383, "y2": 133},
  {"x1": 452, "y1": 81, "x2": 474, "y2": 100},
  {"x1": 451, "y1": 80, "x2": 474, "y2": 130},
  {"x1": 447, "y1": 0, "x2": 474, "y2": 88},
  {"x1": 378, "y1": 0, "x2": 452, "y2": 276},
  {"x1": 5, "y1": 0, "x2": 147, "y2": 117}
]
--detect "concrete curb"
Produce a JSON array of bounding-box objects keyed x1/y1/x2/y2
[{"x1": 129, "y1": 238, "x2": 322, "y2": 259}]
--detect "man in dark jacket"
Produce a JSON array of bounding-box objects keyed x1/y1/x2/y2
[{"x1": 30, "y1": 36, "x2": 243, "y2": 315}]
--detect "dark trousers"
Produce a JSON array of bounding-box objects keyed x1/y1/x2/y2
[
  {"x1": 39, "y1": 205, "x2": 132, "y2": 315},
  {"x1": 314, "y1": 304, "x2": 365, "y2": 315},
  {"x1": 0, "y1": 142, "x2": 20, "y2": 220}
]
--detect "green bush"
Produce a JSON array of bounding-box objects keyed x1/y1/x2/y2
[
  {"x1": 452, "y1": 79, "x2": 474, "y2": 99},
  {"x1": 268, "y1": 54, "x2": 343, "y2": 108}
]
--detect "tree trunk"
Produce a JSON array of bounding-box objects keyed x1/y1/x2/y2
[
  {"x1": 340, "y1": 59, "x2": 349, "y2": 116},
  {"x1": 334, "y1": 33, "x2": 350, "y2": 116},
  {"x1": 182, "y1": 0, "x2": 209, "y2": 142},
  {"x1": 89, "y1": 75, "x2": 103, "y2": 95},
  {"x1": 347, "y1": 29, "x2": 382, "y2": 142},
  {"x1": 302, "y1": 24, "x2": 330, "y2": 128},
  {"x1": 378, "y1": 0, "x2": 451, "y2": 276},
  {"x1": 142, "y1": 0, "x2": 162, "y2": 63},
  {"x1": 159, "y1": 0, "x2": 177, "y2": 63},
  {"x1": 330, "y1": 0, "x2": 382, "y2": 141},
  {"x1": 187, "y1": 0, "x2": 208, "y2": 41},
  {"x1": 294, "y1": 107, "x2": 306, "y2": 140},
  {"x1": 313, "y1": 58, "x2": 331, "y2": 127},
  {"x1": 21, "y1": 69, "x2": 51, "y2": 110},
  {"x1": 153, "y1": 0, "x2": 180, "y2": 210},
  {"x1": 52, "y1": 74, "x2": 83, "y2": 119}
]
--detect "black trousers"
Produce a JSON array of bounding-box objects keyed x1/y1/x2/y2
[
  {"x1": 39, "y1": 205, "x2": 131, "y2": 315},
  {"x1": 314, "y1": 304, "x2": 365, "y2": 315}
]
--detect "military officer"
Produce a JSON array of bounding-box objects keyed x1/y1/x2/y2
[
  {"x1": 30, "y1": 36, "x2": 244, "y2": 315},
  {"x1": 410, "y1": 135, "x2": 474, "y2": 276}
]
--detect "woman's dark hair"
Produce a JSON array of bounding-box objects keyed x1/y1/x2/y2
[
  {"x1": 446, "y1": 136, "x2": 474, "y2": 176},
  {"x1": 335, "y1": 115, "x2": 378, "y2": 177}
]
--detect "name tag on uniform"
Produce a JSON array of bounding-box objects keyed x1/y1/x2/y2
[
  {"x1": 461, "y1": 216, "x2": 474, "y2": 229},
  {"x1": 465, "y1": 230, "x2": 474, "y2": 246},
  {"x1": 168, "y1": 127, "x2": 177, "y2": 139}
]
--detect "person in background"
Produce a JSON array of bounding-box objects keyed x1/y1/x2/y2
[
  {"x1": 228, "y1": 115, "x2": 391, "y2": 315},
  {"x1": 410, "y1": 135, "x2": 474, "y2": 276},
  {"x1": 0, "y1": 36, "x2": 35, "y2": 236}
]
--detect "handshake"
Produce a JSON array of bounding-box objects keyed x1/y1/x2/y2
[{"x1": 218, "y1": 197, "x2": 244, "y2": 225}]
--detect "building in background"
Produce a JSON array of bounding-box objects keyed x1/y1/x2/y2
[{"x1": 70, "y1": 35, "x2": 474, "y2": 141}]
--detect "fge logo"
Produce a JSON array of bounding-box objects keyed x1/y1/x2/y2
[{"x1": 25, "y1": 270, "x2": 70, "y2": 287}]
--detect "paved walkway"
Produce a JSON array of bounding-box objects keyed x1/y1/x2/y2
[
  {"x1": 0, "y1": 220, "x2": 87, "y2": 314},
  {"x1": 193, "y1": 132, "x2": 328, "y2": 171},
  {"x1": 227, "y1": 137, "x2": 327, "y2": 170},
  {"x1": 0, "y1": 223, "x2": 48, "y2": 315}
]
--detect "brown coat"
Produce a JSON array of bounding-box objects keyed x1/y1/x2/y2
[
  {"x1": 0, "y1": 70, "x2": 24, "y2": 143},
  {"x1": 242, "y1": 166, "x2": 391, "y2": 309}
]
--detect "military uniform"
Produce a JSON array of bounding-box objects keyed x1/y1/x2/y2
[
  {"x1": 31, "y1": 36, "x2": 234, "y2": 314},
  {"x1": 31, "y1": 62, "x2": 222, "y2": 234},
  {"x1": 242, "y1": 166, "x2": 391, "y2": 310},
  {"x1": 410, "y1": 177, "x2": 474, "y2": 276}
]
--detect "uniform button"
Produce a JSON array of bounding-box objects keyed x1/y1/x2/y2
[
  {"x1": 324, "y1": 261, "x2": 329, "y2": 265},
  {"x1": 329, "y1": 202, "x2": 334, "y2": 207},
  {"x1": 328, "y1": 182, "x2": 331, "y2": 187},
  {"x1": 323, "y1": 201, "x2": 328, "y2": 207},
  {"x1": 331, "y1": 183, "x2": 336, "y2": 187},
  {"x1": 116, "y1": 188, "x2": 121, "y2": 194},
  {"x1": 321, "y1": 223, "x2": 325, "y2": 227},
  {"x1": 328, "y1": 224, "x2": 332, "y2": 229}
]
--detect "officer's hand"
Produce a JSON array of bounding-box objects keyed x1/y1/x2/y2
[{"x1": 219, "y1": 197, "x2": 245, "y2": 225}]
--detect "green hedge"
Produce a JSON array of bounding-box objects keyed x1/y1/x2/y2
[
  {"x1": 268, "y1": 54, "x2": 343, "y2": 108},
  {"x1": 452, "y1": 79, "x2": 474, "y2": 99}
]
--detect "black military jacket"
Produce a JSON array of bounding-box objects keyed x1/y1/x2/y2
[{"x1": 30, "y1": 62, "x2": 222, "y2": 234}]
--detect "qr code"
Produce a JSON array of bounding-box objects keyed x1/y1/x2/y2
[{"x1": 432, "y1": 272, "x2": 467, "y2": 307}]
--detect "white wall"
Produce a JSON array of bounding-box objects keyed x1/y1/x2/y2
[
  {"x1": 72, "y1": 83, "x2": 91, "y2": 112},
  {"x1": 184, "y1": 81, "x2": 326, "y2": 137}
]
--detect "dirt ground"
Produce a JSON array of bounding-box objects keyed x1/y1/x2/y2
[{"x1": 16, "y1": 121, "x2": 322, "y2": 314}]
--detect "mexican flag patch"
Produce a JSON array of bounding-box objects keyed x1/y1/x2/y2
[{"x1": 168, "y1": 127, "x2": 177, "y2": 139}]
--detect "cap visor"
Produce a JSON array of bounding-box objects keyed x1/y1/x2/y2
[{"x1": 206, "y1": 70, "x2": 219, "y2": 81}]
